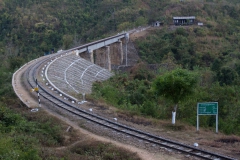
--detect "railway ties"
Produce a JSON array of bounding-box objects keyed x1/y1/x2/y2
[{"x1": 25, "y1": 52, "x2": 236, "y2": 160}]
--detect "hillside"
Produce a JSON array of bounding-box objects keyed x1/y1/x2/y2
[
  {"x1": 2, "y1": 0, "x2": 240, "y2": 159},
  {"x1": 91, "y1": 0, "x2": 240, "y2": 135}
]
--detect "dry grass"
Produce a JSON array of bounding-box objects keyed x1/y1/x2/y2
[
  {"x1": 118, "y1": 111, "x2": 153, "y2": 126},
  {"x1": 69, "y1": 140, "x2": 140, "y2": 160},
  {"x1": 9, "y1": 102, "x2": 141, "y2": 160},
  {"x1": 216, "y1": 135, "x2": 240, "y2": 143},
  {"x1": 40, "y1": 139, "x2": 141, "y2": 160}
]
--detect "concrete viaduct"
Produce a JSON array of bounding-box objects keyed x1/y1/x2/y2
[
  {"x1": 66, "y1": 32, "x2": 130, "y2": 71},
  {"x1": 42, "y1": 28, "x2": 150, "y2": 96},
  {"x1": 12, "y1": 27, "x2": 149, "y2": 105}
]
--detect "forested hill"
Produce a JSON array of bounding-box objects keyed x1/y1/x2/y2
[
  {"x1": 0, "y1": 0, "x2": 240, "y2": 65},
  {"x1": 1, "y1": 0, "x2": 240, "y2": 64},
  {"x1": 1, "y1": 0, "x2": 153, "y2": 62},
  {"x1": 1, "y1": 0, "x2": 240, "y2": 159},
  {"x1": 0, "y1": 1, "x2": 239, "y2": 93},
  {"x1": 2, "y1": 0, "x2": 240, "y2": 126}
]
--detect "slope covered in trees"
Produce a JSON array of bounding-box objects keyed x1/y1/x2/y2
[
  {"x1": 91, "y1": 0, "x2": 240, "y2": 135},
  {"x1": 2, "y1": 0, "x2": 240, "y2": 158}
]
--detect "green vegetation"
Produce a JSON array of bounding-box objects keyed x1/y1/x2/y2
[
  {"x1": 69, "y1": 141, "x2": 140, "y2": 160},
  {"x1": 153, "y1": 68, "x2": 198, "y2": 124},
  {"x1": 92, "y1": 66, "x2": 240, "y2": 135},
  {"x1": 1, "y1": 0, "x2": 240, "y2": 158},
  {"x1": 0, "y1": 103, "x2": 141, "y2": 159},
  {"x1": 91, "y1": 0, "x2": 240, "y2": 135},
  {"x1": 1, "y1": 0, "x2": 172, "y2": 159},
  {"x1": 0, "y1": 104, "x2": 63, "y2": 159}
]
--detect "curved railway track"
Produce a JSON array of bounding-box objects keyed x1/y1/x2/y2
[{"x1": 22, "y1": 51, "x2": 236, "y2": 160}]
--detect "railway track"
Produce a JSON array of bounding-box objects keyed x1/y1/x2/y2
[{"x1": 22, "y1": 52, "x2": 237, "y2": 160}]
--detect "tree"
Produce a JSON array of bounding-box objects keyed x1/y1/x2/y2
[
  {"x1": 9, "y1": 57, "x2": 25, "y2": 70},
  {"x1": 153, "y1": 68, "x2": 198, "y2": 124},
  {"x1": 63, "y1": 34, "x2": 73, "y2": 49},
  {"x1": 211, "y1": 58, "x2": 222, "y2": 72},
  {"x1": 217, "y1": 66, "x2": 237, "y2": 85}
]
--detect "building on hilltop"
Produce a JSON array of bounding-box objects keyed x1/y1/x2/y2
[{"x1": 173, "y1": 16, "x2": 195, "y2": 25}]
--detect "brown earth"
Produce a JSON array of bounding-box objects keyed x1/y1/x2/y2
[
  {"x1": 12, "y1": 56, "x2": 183, "y2": 160},
  {"x1": 12, "y1": 27, "x2": 240, "y2": 160}
]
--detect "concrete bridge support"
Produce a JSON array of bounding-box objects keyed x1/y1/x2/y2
[
  {"x1": 76, "y1": 33, "x2": 129, "y2": 70},
  {"x1": 88, "y1": 49, "x2": 94, "y2": 63},
  {"x1": 106, "y1": 46, "x2": 111, "y2": 71},
  {"x1": 95, "y1": 47, "x2": 107, "y2": 68},
  {"x1": 118, "y1": 40, "x2": 123, "y2": 64},
  {"x1": 79, "y1": 42, "x2": 124, "y2": 71}
]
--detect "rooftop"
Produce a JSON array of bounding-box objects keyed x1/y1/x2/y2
[{"x1": 173, "y1": 16, "x2": 195, "y2": 19}]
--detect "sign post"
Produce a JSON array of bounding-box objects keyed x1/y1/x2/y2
[
  {"x1": 35, "y1": 79, "x2": 41, "y2": 107},
  {"x1": 197, "y1": 102, "x2": 218, "y2": 133}
]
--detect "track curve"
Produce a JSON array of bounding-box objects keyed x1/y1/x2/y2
[{"x1": 22, "y1": 54, "x2": 235, "y2": 160}]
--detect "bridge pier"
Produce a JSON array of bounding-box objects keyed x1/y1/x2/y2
[
  {"x1": 75, "y1": 50, "x2": 79, "y2": 56},
  {"x1": 106, "y1": 46, "x2": 111, "y2": 71},
  {"x1": 125, "y1": 33, "x2": 129, "y2": 66},
  {"x1": 74, "y1": 33, "x2": 129, "y2": 70},
  {"x1": 118, "y1": 40, "x2": 123, "y2": 64},
  {"x1": 88, "y1": 49, "x2": 94, "y2": 63}
]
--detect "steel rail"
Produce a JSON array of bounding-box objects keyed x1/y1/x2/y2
[{"x1": 24, "y1": 55, "x2": 236, "y2": 160}]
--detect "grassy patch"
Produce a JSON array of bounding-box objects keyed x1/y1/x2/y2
[
  {"x1": 1, "y1": 102, "x2": 141, "y2": 159},
  {"x1": 70, "y1": 140, "x2": 140, "y2": 160},
  {"x1": 163, "y1": 123, "x2": 186, "y2": 131},
  {"x1": 216, "y1": 136, "x2": 240, "y2": 143}
]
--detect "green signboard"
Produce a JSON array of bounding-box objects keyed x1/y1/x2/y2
[
  {"x1": 197, "y1": 102, "x2": 218, "y2": 115},
  {"x1": 197, "y1": 102, "x2": 218, "y2": 133}
]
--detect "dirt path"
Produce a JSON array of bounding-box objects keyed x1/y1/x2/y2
[
  {"x1": 12, "y1": 27, "x2": 240, "y2": 159},
  {"x1": 12, "y1": 57, "x2": 181, "y2": 160}
]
